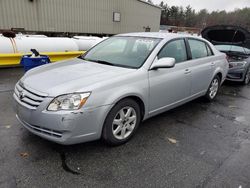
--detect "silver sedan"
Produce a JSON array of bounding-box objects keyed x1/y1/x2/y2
[{"x1": 13, "y1": 32, "x2": 229, "y2": 145}]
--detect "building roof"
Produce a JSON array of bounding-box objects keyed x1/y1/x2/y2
[{"x1": 137, "y1": 0, "x2": 162, "y2": 9}]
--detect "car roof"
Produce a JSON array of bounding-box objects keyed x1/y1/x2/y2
[{"x1": 116, "y1": 32, "x2": 201, "y2": 40}]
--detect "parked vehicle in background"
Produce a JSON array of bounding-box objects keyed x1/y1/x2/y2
[
  {"x1": 202, "y1": 25, "x2": 250, "y2": 84},
  {"x1": 13, "y1": 32, "x2": 228, "y2": 146}
]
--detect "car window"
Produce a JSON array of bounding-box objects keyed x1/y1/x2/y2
[
  {"x1": 83, "y1": 36, "x2": 161, "y2": 68},
  {"x1": 132, "y1": 39, "x2": 156, "y2": 52},
  {"x1": 102, "y1": 39, "x2": 127, "y2": 53},
  {"x1": 158, "y1": 39, "x2": 187, "y2": 63},
  {"x1": 206, "y1": 44, "x2": 213, "y2": 56},
  {"x1": 188, "y1": 39, "x2": 209, "y2": 59}
]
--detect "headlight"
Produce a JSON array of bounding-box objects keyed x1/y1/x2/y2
[
  {"x1": 47, "y1": 92, "x2": 91, "y2": 111},
  {"x1": 230, "y1": 61, "x2": 247, "y2": 68}
]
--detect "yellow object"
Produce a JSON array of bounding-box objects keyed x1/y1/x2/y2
[{"x1": 0, "y1": 51, "x2": 85, "y2": 67}]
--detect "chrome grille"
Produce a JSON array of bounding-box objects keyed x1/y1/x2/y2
[{"x1": 14, "y1": 82, "x2": 47, "y2": 109}]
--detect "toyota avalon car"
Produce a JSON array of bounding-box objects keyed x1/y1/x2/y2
[
  {"x1": 13, "y1": 32, "x2": 228, "y2": 145},
  {"x1": 202, "y1": 25, "x2": 250, "y2": 84}
]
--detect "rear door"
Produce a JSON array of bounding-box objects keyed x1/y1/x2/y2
[
  {"x1": 186, "y1": 38, "x2": 215, "y2": 95},
  {"x1": 148, "y1": 38, "x2": 192, "y2": 114}
]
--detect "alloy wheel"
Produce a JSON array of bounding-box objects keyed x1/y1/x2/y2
[
  {"x1": 209, "y1": 78, "x2": 219, "y2": 99},
  {"x1": 112, "y1": 106, "x2": 137, "y2": 140}
]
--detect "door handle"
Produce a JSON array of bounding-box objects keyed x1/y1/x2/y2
[
  {"x1": 211, "y1": 62, "x2": 215, "y2": 67},
  {"x1": 184, "y1": 69, "x2": 191, "y2": 74}
]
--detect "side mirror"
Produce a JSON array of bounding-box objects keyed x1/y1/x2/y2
[{"x1": 151, "y1": 57, "x2": 176, "y2": 70}]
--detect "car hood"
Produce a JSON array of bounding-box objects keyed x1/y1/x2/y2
[
  {"x1": 201, "y1": 25, "x2": 250, "y2": 49},
  {"x1": 21, "y1": 58, "x2": 136, "y2": 96}
]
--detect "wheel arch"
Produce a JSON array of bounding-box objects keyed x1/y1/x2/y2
[
  {"x1": 100, "y1": 94, "x2": 146, "y2": 144},
  {"x1": 216, "y1": 72, "x2": 222, "y2": 83},
  {"x1": 212, "y1": 68, "x2": 224, "y2": 85},
  {"x1": 99, "y1": 93, "x2": 147, "y2": 137},
  {"x1": 111, "y1": 95, "x2": 146, "y2": 121}
]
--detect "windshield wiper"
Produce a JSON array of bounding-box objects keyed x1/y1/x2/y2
[
  {"x1": 81, "y1": 58, "x2": 136, "y2": 69},
  {"x1": 91, "y1": 59, "x2": 115, "y2": 66},
  {"x1": 78, "y1": 55, "x2": 85, "y2": 60}
]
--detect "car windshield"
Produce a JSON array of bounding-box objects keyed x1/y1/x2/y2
[
  {"x1": 81, "y1": 36, "x2": 161, "y2": 68},
  {"x1": 215, "y1": 45, "x2": 250, "y2": 55}
]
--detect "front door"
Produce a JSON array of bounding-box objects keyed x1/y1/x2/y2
[{"x1": 148, "y1": 39, "x2": 191, "y2": 115}]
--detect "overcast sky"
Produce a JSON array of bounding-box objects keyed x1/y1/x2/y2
[{"x1": 152, "y1": 0, "x2": 250, "y2": 12}]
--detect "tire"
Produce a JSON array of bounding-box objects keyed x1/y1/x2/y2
[
  {"x1": 102, "y1": 99, "x2": 141, "y2": 146},
  {"x1": 243, "y1": 67, "x2": 250, "y2": 85},
  {"x1": 205, "y1": 75, "x2": 221, "y2": 101}
]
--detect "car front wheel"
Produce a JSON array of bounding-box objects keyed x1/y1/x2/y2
[
  {"x1": 102, "y1": 99, "x2": 141, "y2": 146},
  {"x1": 205, "y1": 75, "x2": 220, "y2": 101}
]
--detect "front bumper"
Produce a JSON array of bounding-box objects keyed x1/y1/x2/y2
[
  {"x1": 13, "y1": 94, "x2": 112, "y2": 145},
  {"x1": 226, "y1": 67, "x2": 247, "y2": 82}
]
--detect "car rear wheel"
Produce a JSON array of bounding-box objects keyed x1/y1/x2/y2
[
  {"x1": 102, "y1": 99, "x2": 141, "y2": 146},
  {"x1": 205, "y1": 75, "x2": 220, "y2": 101},
  {"x1": 243, "y1": 67, "x2": 250, "y2": 85}
]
